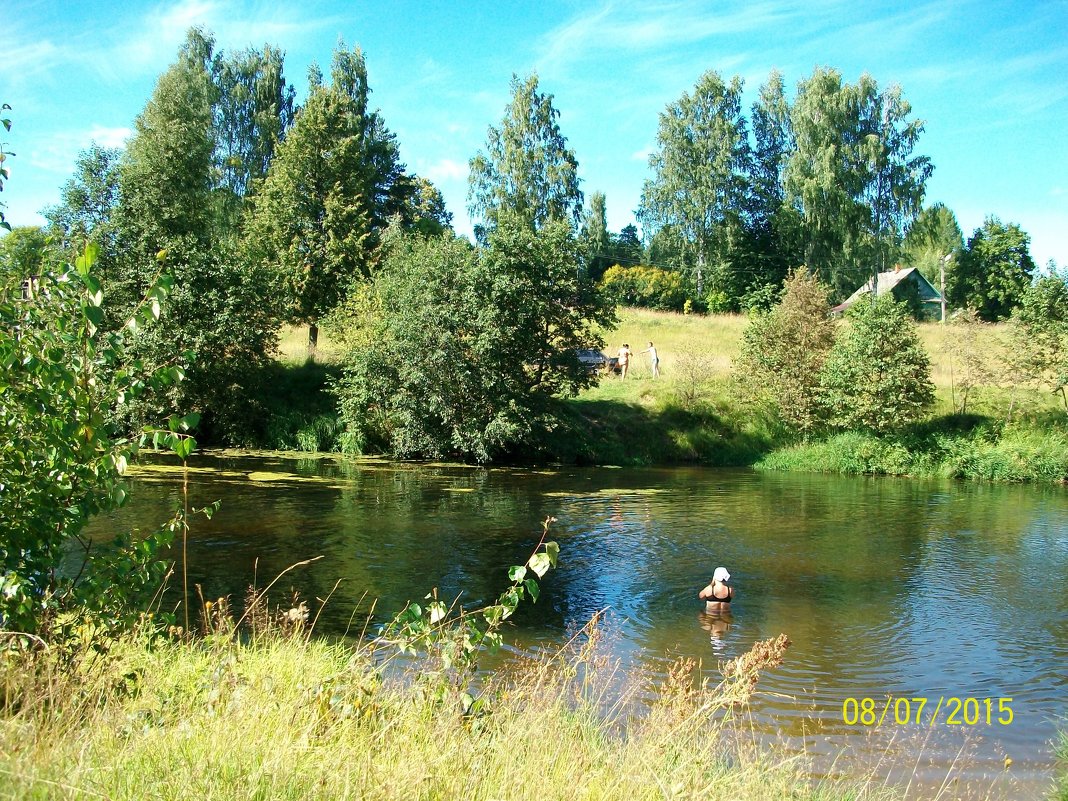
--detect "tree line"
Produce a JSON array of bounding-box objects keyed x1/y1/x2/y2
[{"x1": 0, "y1": 27, "x2": 1057, "y2": 459}]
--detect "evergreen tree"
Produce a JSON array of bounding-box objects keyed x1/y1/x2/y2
[
  {"x1": 581, "y1": 191, "x2": 613, "y2": 280},
  {"x1": 903, "y1": 202, "x2": 963, "y2": 290}
]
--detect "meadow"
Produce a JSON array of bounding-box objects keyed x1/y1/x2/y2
[{"x1": 272, "y1": 308, "x2": 1068, "y2": 482}]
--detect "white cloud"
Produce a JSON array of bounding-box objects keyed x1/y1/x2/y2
[
  {"x1": 424, "y1": 158, "x2": 467, "y2": 183},
  {"x1": 27, "y1": 126, "x2": 132, "y2": 175},
  {"x1": 537, "y1": 0, "x2": 803, "y2": 78}
]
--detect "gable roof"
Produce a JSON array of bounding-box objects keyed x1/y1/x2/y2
[{"x1": 831, "y1": 267, "x2": 942, "y2": 313}]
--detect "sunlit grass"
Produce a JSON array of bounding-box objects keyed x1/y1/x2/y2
[
  {"x1": 0, "y1": 626, "x2": 898, "y2": 801},
  {"x1": 277, "y1": 324, "x2": 345, "y2": 365}
]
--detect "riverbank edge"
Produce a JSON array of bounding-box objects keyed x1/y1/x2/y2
[
  {"x1": 1, "y1": 627, "x2": 900, "y2": 801},
  {"x1": 255, "y1": 397, "x2": 1068, "y2": 484}
]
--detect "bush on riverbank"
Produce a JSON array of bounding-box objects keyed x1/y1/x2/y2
[
  {"x1": 258, "y1": 311, "x2": 1068, "y2": 483},
  {"x1": 0, "y1": 621, "x2": 896, "y2": 801},
  {"x1": 756, "y1": 418, "x2": 1068, "y2": 482}
]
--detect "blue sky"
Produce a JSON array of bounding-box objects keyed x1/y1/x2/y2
[{"x1": 3, "y1": 0, "x2": 1066, "y2": 267}]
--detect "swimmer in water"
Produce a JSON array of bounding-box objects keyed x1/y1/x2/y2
[{"x1": 699, "y1": 566, "x2": 734, "y2": 611}]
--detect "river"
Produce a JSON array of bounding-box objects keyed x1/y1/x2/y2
[{"x1": 96, "y1": 451, "x2": 1068, "y2": 800}]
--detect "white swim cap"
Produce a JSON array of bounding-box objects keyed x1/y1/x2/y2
[{"x1": 713, "y1": 566, "x2": 731, "y2": 583}]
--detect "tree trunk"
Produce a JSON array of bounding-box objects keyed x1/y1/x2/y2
[{"x1": 308, "y1": 323, "x2": 319, "y2": 358}]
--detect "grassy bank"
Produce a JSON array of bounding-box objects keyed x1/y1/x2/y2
[
  {"x1": 265, "y1": 314, "x2": 1068, "y2": 482},
  {"x1": 0, "y1": 625, "x2": 894, "y2": 801}
]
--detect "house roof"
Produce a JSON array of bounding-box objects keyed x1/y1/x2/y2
[{"x1": 831, "y1": 266, "x2": 943, "y2": 312}]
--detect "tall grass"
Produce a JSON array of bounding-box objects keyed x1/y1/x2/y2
[{"x1": 0, "y1": 621, "x2": 896, "y2": 801}]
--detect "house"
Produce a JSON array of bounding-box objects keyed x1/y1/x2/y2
[{"x1": 831, "y1": 266, "x2": 943, "y2": 320}]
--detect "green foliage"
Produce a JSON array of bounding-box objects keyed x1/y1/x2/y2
[
  {"x1": 44, "y1": 144, "x2": 122, "y2": 283},
  {"x1": 599, "y1": 264, "x2": 690, "y2": 311},
  {"x1": 382, "y1": 519, "x2": 559, "y2": 680},
  {"x1": 952, "y1": 216, "x2": 1036, "y2": 321},
  {"x1": 903, "y1": 202, "x2": 962, "y2": 286},
  {"x1": 1003, "y1": 274, "x2": 1068, "y2": 411},
  {"x1": 580, "y1": 191, "x2": 613, "y2": 280},
  {"x1": 639, "y1": 70, "x2": 750, "y2": 296},
  {"x1": 112, "y1": 36, "x2": 280, "y2": 441},
  {"x1": 734, "y1": 268, "x2": 836, "y2": 436},
  {"x1": 468, "y1": 73, "x2": 583, "y2": 234},
  {"x1": 820, "y1": 296, "x2": 935, "y2": 434},
  {"x1": 0, "y1": 245, "x2": 192, "y2": 634},
  {"x1": 335, "y1": 217, "x2": 613, "y2": 462},
  {"x1": 0, "y1": 225, "x2": 54, "y2": 280},
  {"x1": 758, "y1": 423, "x2": 1068, "y2": 483},
  {"x1": 786, "y1": 69, "x2": 932, "y2": 299},
  {"x1": 243, "y1": 42, "x2": 410, "y2": 346}
]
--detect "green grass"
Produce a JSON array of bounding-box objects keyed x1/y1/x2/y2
[
  {"x1": 0, "y1": 624, "x2": 896, "y2": 801},
  {"x1": 1055, "y1": 729, "x2": 1068, "y2": 801},
  {"x1": 253, "y1": 311, "x2": 1068, "y2": 482}
]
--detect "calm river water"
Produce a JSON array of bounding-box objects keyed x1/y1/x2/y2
[{"x1": 101, "y1": 451, "x2": 1068, "y2": 800}]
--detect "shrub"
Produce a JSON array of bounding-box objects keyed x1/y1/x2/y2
[
  {"x1": 734, "y1": 268, "x2": 835, "y2": 436},
  {"x1": 600, "y1": 264, "x2": 691, "y2": 311},
  {"x1": 335, "y1": 217, "x2": 614, "y2": 462},
  {"x1": 820, "y1": 296, "x2": 935, "y2": 435},
  {"x1": 0, "y1": 246, "x2": 188, "y2": 634}
]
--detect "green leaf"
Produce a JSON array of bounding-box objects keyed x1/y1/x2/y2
[
  {"x1": 524, "y1": 578, "x2": 540, "y2": 602},
  {"x1": 545, "y1": 541, "x2": 560, "y2": 567},
  {"x1": 179, "y1": 412, "x2": 200, "y2": 432},
  {"x1": 527, "y1": 552, "x2": 551, "y2": 578},
  {"x1": 167, "y1": 415, "x2": 180, "y2": 433},
  {"x1": 507, "y1": 565, "x2": 527, "y2": 583}
]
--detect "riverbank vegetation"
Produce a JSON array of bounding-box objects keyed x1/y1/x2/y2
[{"x1": 0, "y1": 607, "x2": 900, "y2": 801}]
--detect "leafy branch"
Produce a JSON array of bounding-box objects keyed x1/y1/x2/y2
[{"x1": 380, "y1": 516, "x2": 560, "y2": 676}]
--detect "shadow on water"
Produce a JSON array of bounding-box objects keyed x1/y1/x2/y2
[{"x1": 90, "y1": 452, "x2": 1068, "y2": 800}]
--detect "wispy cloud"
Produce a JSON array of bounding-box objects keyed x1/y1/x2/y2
[
  {"x1": 27, "y1": 125, "x2": 133, "y2": 175},
  {"x1": 424, "y1": 158, "x2": 468, "y2": 184},
  {"x1": 538, "y1": 0, "x2": 803, "y2": 76}
]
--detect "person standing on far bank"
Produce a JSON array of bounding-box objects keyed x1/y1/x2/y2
[
  {"x1": 641, "y1": 341, "x2": 660, "y2": 378},
  {"x1": 618, "y1": 343, "x2": 631, "y2": 380},
  {"x1": 699, "y1": 566, "x2": 734, "y2": 611}
]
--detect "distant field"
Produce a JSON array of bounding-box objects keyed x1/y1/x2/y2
[{"x1": 279, "y1": 309, "x2": 1011, "y2": 392}]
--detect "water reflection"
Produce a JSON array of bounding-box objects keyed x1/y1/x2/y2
[{"x1": 90, "y1": 452, "x2": 1068, "y2": 800}]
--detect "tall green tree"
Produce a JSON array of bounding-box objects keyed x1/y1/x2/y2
[
  {"x1": 614, "y1": 223, "x2": 643, "y2": 266},
  {"x1": 903, "y1": 202, "x2": 963, "y2": 290},
  {"x1": 638, "y1": 70, "x2": 751, "y2": 298},
  {"x1": 0, "y1": 226, "x2": 53, "y2": 280},
  {"x1": 746, "y1": 70, "x2": 801, "y2": 300},
  {"x1": 402, "y1": 176, "x2": 453, "y2": 237},
  {"x1": 116, "y1": 30, "x2": 216, "y2": 314},
  {"x1": 581, "y1": 191, "x2": 613, "y2": 280},
  {"x1": 244, "y1": 42, "x2": 410, "y2": 350},
  {"x1": 113, "y1": 31, "x2": 278, "y2": 439},
  {"x1": 861, "y1": 82, "x2": 933, "y2": 280},
  {"x1": 45, "y1": 144, "x2": 121, "y2": 284},
  {"x1": 951, "y1": 216, "x2": 1036, "y2": 321},
  {"x1": 786, "y1": 69, "x2": 931, "y2": 298},
  {"x1": 211, "y1": 42, "x2": 296, "y2": 228},
  {"x1": 335, "y1": 214, "x2": 613, "y2": 462},
  {"x1": 468, "y1": 73, "x2": 583, "y2": 235}
]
